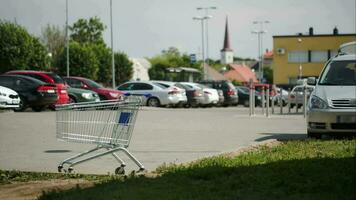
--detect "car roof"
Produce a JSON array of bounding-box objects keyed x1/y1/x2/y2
[
  {"x1": 0, "y1": 74, "x2": 46, "y2": 84},
  {"x1": 332, "y1": 54, "x2": 356, "y2": 61}
]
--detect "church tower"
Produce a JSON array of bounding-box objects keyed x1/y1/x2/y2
[{"x1": 220, "y1": 16, "x2": 234, "y2": 65}]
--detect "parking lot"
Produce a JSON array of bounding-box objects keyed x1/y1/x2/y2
[{"x1": 0, "y1": 107, "x2": 307, "y2": 174}]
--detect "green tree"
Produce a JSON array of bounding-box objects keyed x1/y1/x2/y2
[
  {"x1": 58, "y1": 42, "x2": 99, "y2": 80},
  {"x1": 92, "y1": 44, "x2": 112, "y2": 86},
  {"x1": 0, "y1": 20, "x2": 48, "y2": 73},
  {"x1": 263, "y1": 67, "x2": 273, "y2": 84},
  {"x1": 40, "y1": 24, "x2": 66, "y2": 69},
  {"x1": 70, "y1": 17, "x2": 105, "y2": 45},
  {"x1": 114, "y1": 52, "x2": 133, "y2": 85}
]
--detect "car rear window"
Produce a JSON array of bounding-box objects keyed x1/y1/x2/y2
[{"x1": 46, "y1": 73, "x2": 65, "y2": 84}]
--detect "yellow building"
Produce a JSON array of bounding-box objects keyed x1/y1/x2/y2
[{"x1": 273, "y1": 27, "x2": 356, "y2": 87}]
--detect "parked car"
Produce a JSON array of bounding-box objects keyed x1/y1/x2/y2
[
  {"x1": 0, "y1": 75, "x2": 58, "y2": 111},
  {"x1": 307, "y1": 51, "x2": 356, "y2": 138},
  {"x1": 198, "y1": 80, "x2": 238, "y2": 106},
  {"x1": 150, "y1": 81, "x2": 188, "y2": 107},
  {"x1": 117, "y1": 81, "x2": 185, "y2": 107},
  {"x1": 63, "y1": 76, "x2": 123, "y2": 100},
  {"x1": 181, "y1": 82, "x2": 220, "y2": 107},
  {"x1": 288, "y1": 85, "x2": 314, "y2": 108},
  {"x1": 6, "y1": 70, "x2": 69, "y2": 106},
  {"x1": 0, "y1": 86, "x2": 20, "y2": 109},
  {"x1": 67, "y1": 87, "x2": 100, "y2": 103},
  {"x1": 273, "y1": 87, "x2": 289, "y2": 106},
  {"x1": 236, "y1": 86, "x2": 262, "y2": 107}
]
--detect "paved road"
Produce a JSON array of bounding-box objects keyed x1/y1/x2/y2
[{"x1": 0, "y1": 107, "x2": 306, "y2": 174}]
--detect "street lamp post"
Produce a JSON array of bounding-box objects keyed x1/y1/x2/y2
[
  {"x1": 298, "y1": 38, "x2": 302, "y2": 80},
  {"x1": 196, "y1": 7, "x2": 217, "y2": 67},
  {"x1": 110, "y1": 0, "x2": 115, "y2": 88},
  {"x1": 193, "y1": 16, "x2": 211, "y2": 80},
  {"x1": 66, "y1": 0, "x2": 69, "y2": 77},
  {"x1": 252, "y1": 20, "x2": 269, "y2": 83}
]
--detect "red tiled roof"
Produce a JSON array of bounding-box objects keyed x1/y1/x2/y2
[
  {"x1": 264, "y1": 50, "x2": 273, "y2": 59},
  {"x1": 224, "y1": 64, "x2": 258, "y2": 83}
]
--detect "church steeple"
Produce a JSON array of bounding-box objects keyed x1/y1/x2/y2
[
  {"x1": 220, "y1": 16, "x2": 234, "y2": 64},
  {"x1": 221, "y1": 16, "x2": 232, "y2": 52}
]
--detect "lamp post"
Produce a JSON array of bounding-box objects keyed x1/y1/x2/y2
[
  {"x1": 65, "y1": 0, "x2": 69, "y2": 77},
  {"x1": 110, "y1": 0, "x2": 116, "y2": 88},
  {"x1": 193, "y1": 16, "x2": 211, "y2": 80},
  {"x1": 252, "y1": 20, "x2": 269, "y2": 83},
  {"x1": 196, "y1": 7, "x2": 217, "y2": 67},
  {"x1": 298, "y1": 38, "x2": 302, "y2": 80}
]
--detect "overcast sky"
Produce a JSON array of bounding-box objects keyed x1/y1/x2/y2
[{"x1": 0, "y1": 0, "x2": 355, "y2": 60}]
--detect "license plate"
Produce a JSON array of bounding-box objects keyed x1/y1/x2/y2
[
  {"x1": 337, "y1": 115, "x2": 356, "y2": 123},
  {"x1": 47, "y1": 90, "x2": 55, "y2": 93}
]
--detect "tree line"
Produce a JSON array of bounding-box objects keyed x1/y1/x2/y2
[{"x1": 0, "y1": 17, "x2": 132, "y2": 86}]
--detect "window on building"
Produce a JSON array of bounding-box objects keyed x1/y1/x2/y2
[
  {"x1": 288, "y1": 51, "x2": 308, "y2": 63},
  {"x1": 311, "y1": 51, "x2": 328, "y2": 63}
]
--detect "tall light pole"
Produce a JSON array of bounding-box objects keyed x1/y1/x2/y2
[
  {"x1": 66, "y1": 0, "x2": 69, "y2": 77},
  {"x1": 193, "y1": 16, "x2": 211, "y2": 80},
  {"x1": 298, "y1": 38, "x2": 303, "y2": 80},
  {"x1": 196, "y1": 6, "x2": 217, "y2": 67},
  {"x1": 252, "y1": 20, "x2": 269, "y2": 82},
  {"x1": 110, "y1": 0, "x2": 115, "y2": 88}
]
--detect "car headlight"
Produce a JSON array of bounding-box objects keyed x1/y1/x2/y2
[
  {"x1": 109, "y1": 92, "x2": 119, "y2": 98},
  {"x1": 81, "y1": 93, "x2": 92, "y2": 99},
  {"x1": 309, "y1": 95, "x2": 328, "y2": 110}
]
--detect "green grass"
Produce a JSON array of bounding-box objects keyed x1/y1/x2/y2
[{"x1": 25, "y1": 140, "x2": 356, "y2": 199}]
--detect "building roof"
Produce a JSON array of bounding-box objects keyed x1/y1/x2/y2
[
  {"x1": 205, "y1": 64, "x2": 228, "y2": 80},
  {"x1": 264, "y1": 50, "x2": 273, "y2": 59},
  {"x1": 221, "y1": 16, "x2": 233, "y2": 52},
  {"x1": 273, "y1": 33, "x2": 356, "y2": 38},
  {"x1": 224, "y1": 64, "x2": 258, "y2": 83}
]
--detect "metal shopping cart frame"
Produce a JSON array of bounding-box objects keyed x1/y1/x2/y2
[{"x1": 56, "y1": 97, "x2": 144, "y2": 174}]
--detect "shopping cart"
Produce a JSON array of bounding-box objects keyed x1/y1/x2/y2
[{"x1": 56, "y1": 96, "x2": 144, "y2": 174}]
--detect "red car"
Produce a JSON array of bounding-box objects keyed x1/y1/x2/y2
[
  {"x1": 6, "y1": 70, "x2": 69, "y2": 105},
  {"x1": 63, "y1": 76, "x2": 124, "y2": 100}
]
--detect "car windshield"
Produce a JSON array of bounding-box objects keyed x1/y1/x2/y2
[
  {"x1": 238, "y1": 87, "x2": 249, "y2": 93},
  {"x1": 319, "y1": 60, "x2": 356, "y2": 85},
  {"x1": 195, "y1": 83, "x2": 209, "y2": 89},
  {"x1": 46, "y1": 73, "x2": 65, "y2": 84},
  {"x1": 151, "y1": 82, "x2": 166, "y2": 89},
  {"x1": 85, "y1": 79, "x2": 103, "y2": 88}
]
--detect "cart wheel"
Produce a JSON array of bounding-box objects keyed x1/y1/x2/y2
[
  {"x1": 136, "y1": 168, "x2": 147, "y2": 174},
  {"x1": 115, "y1": 166, "x2": 125, "y2": 175},
  {"x1": 68, "y1": 167, "x2": 74, "y2": 173},
  {"x1": 58, "y1": 165, "x2": 63, "y2": 172}
]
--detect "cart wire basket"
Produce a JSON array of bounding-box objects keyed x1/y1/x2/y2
[{"x1": 56, "y1": 96, "x2": 144, "y2": 174}]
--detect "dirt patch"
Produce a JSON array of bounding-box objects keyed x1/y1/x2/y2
[
  {"x1": 0, "y1": 179, "x2": 94, "y2": 200},
  {"x1": 223, "y1": 140, "x2": 281, "y2": 158}
]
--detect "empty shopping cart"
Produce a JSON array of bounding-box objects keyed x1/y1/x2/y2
[{"x1": 56, "y1": 97, "x2": 144, "y2": 174}]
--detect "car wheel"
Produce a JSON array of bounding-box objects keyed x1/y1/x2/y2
[
  {"x1": 32, "y1": 106, "x2": 45, "y2": 112},
  {"x1": 146, "y1": 97, "x2": 160, "y2": 107},
  {"x1": 243, "y1": 100, "x2": 249, "y2": 107},
  {"x1": 13, "y1": 96, "x2": 27, "y2": 112},
  {"x1": 307, "y1": 130, "x2": 321, "y2": 139},
  {"x1": 69, "y1": 96, "x2": 77, "y2": 104}
]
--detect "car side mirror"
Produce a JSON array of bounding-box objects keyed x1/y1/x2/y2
[{"x1": 307, "y1": 77, "x2": 316, "y2": 85}]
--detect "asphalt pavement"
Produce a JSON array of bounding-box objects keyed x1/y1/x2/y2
[{"x1": 0, "y1": 107, "x2": 306, "y2": 174}]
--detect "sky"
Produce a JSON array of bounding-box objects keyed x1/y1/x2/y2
[{"x1": 0, "y1": 0, "x2": 355, "y2": 60}]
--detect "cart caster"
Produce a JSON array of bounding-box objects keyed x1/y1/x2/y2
[
  {"x1": 115, "y1": 166, "x2": 125, "y2": 175},
  {"x1": 58, "y1": 165, "x2": 63, "y2": 172},
  {"x1": 136, "y1": 168, "x2": 147, "y2": 174},
  {"x1": 68, "y1": 167, "x2": 74, "y2": 173}
]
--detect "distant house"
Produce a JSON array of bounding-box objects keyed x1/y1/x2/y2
[
  {"x1": 223, "y1": 63, "x2": 258, "y2": 84},
  {"x1": 130, "y1": 58, "x2": 151, "y2": 81},
  {"x1": 206, "y1": 64, "x2": 228, "y2": 81},
  {"x1": 165, "y1": 67, "x2": 201, "y2": 82}
]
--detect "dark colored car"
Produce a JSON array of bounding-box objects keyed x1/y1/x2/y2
[
  {"x1": 0, "y1": 75, "x2": 58, "y2": 111},
  {"x1": 236, "y1": 86, "x2": 262, "y2": 107},
  {"x1": 198, "y1": 80, "x2": 238, "y2": 106},
  {"x1": 6, "y1": 70, "x2": 69, "y2": 105},
  {"x1": 63, "y1": 76, "x2": 124, "y2": 100},
  {"x1": 174, "y1": 82, "x2": 204, "y2": 107},
  {"x1": 67, "y1": 87, "x2": 100, "y2": 103}
]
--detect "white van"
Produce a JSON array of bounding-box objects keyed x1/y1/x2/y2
[{"x1": 306, "y1": 42, "x2": 356, "y2": 138}]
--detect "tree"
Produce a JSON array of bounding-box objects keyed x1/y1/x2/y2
[
  {"x1": 263, "y1": 67, "x2": 273, "y2": 84},
  {"x1": 40, "y1": 24, "x2": 66, "y2": 69},
  {"x1": 114, "y1": 52, "x2": 133, "y2": 85},
  {"x1": 92, "y1": 44, "x2": 112, "y2": 86},
  {"x1": 70, "y1": 17, "x2": 105, "y2": 45},
  {"x1": 58, "y1": 42, "x2": 99, "y2": 80},
  {"x1": 0, "y1": 20, "x2": 48, "y2": 73}
]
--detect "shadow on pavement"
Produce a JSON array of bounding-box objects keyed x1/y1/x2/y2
[
  {"x1": 44, "y1": 150, "x2": 72, "y2": 153},
  {"x1": 255, "y1": 133, "x2": 307, "y2": 142}
]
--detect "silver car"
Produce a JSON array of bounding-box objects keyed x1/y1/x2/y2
[
  {"x1": 307, "y1": 53, "x2": 356, "y2": 138},
  {"x1": 151, "y1": 81, "x2": 188, "y2": 107},
  {"x1": 117, "y1": 81, "x2": 185, "y2": 107},
  {"x1": 181, "y1": 82, "x2": 220, "y2": 106}
]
